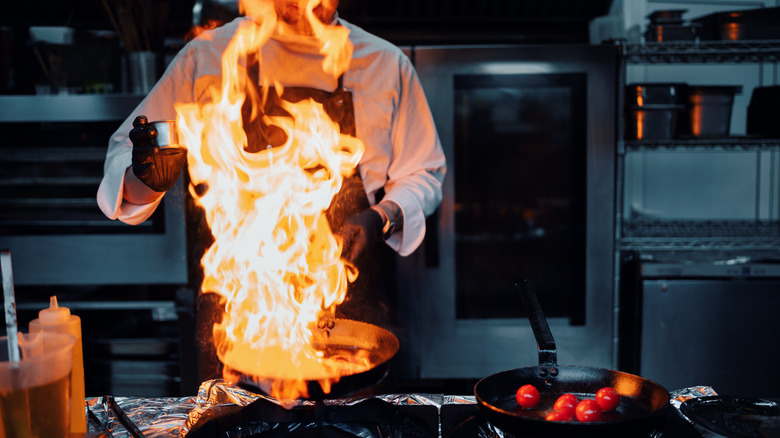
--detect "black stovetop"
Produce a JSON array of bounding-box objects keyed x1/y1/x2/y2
[{"x1": 183, "y1": 395, "x2": 703, "y2": 438}]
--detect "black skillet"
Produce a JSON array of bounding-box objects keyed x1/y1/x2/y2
[
  {"x1": 474, "y1": 279, "x2": 670, "y2": 437},
  {"x1": 221, "y1": 318, "x2": 400, "y2": 400},
  {"x1": 681, "y1": 395, "x2": 780, "y2": 438}
]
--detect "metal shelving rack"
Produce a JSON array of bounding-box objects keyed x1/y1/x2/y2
[
  {"x1": 625, "y1": 137, "x2": 780, "y2": 151},
  {"x1": 614, "y1": 41, "x2": 780, "y2": 396},
  {"x1": 621, "y1": 40, "x2": 780, "y2": 64},
  {"x1": 0, "y1": 94, "x2": 146, "y2": 122},
  {"x1": 616, "y1": 41, "x2": 780, "y2": 254}
]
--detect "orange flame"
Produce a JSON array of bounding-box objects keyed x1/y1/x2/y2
[
  {"x1": 186, "y1": 20, "x2": 225, "y2": 41},
  {"x1": 175, "y1": 0, "x2": 366, "y2": 402}
]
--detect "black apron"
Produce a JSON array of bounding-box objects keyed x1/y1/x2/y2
[{"x1": 191, "y1": 56, "x2": 396, "y2": 381}]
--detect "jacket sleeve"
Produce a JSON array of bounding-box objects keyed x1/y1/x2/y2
[
  {"x1": 381, "y1": 57, "x2": 446, "y2": 256},
  {"x1": 96, "y1": 44, "x2": 200, "y2": 225}
]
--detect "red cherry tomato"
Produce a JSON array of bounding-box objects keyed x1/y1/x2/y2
[
  {"x1": 515, "y1": 384, "x2": 540, "y2": 409},
  {"x1": 545, "y1": 411, "x2": 572, "y2": 422},
  {"x1": 575, "y1": 398, "x2": 602, "y2": 422},
  {"x1": 595, "y1": 387, "x2": 620, "y2": 411},
  {"x1": 552, "y1": 393, "x2": 578, "y2": 418}
]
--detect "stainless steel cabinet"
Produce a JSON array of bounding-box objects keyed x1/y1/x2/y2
[
  {"x1": 640, "y1": 276, "x2": 780, "y2": 398},
  {"x1": 0, "y1": 94, "x2": 187, "y2": 285}
]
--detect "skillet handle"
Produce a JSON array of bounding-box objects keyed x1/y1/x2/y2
[{"x1": 515, "y1": 278, "x2": 557, "y2": 366}]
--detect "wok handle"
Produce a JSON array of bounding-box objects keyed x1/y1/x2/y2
[{"x1": 515, "y1": 278, "x2": 557, "y2": 366}]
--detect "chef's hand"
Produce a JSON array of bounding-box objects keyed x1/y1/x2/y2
[
  {"x1": 130, "y1": 115, "x2": 187, "y2": 192},
  {"x1": 339, "y1": 208, "x2": 384, "y2": 264}
]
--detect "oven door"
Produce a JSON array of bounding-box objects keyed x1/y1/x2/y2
[
  {"x1": 0, "y1": 95, "x2": 187, "y2": 286},
  {"x1": 398, "y1": 45, "x2": 618, "y2": 379}
]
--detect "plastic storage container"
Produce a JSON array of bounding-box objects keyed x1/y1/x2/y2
[
  {"x1": 1, "y1": 332, "x2": 77, "y2": 438},
  {"x1": 681, "y1": 85, "x2": 742, "y2": 137},
  {"x1": 624, "y1": 83, "x2": 687, "y2": 140},
  {"x1": 644, "y1": 9, "x2": 698, "y2": 42},
  {"x1": 626, "y1": 83, "x2": 688, "y2": 106},
  {"x1": 692, "y1": 7, "x2": 780, "y2": 41},
  {"x1": 645, "y1": 24, "x2": 699, "y2": 42},
  {"x1": 647, "y1": 9, "x2": 688, "y2": 24},
  {"x1": 747, "y1": 86, "x2": 780, "y2": 138}
]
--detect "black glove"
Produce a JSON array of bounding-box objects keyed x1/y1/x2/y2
[
  {"x1": 130, "y1": 115, "x2": 187, "y2": 192},
  {"x1": 339, "y1": 208, "x2": 384, "y2": 264}
]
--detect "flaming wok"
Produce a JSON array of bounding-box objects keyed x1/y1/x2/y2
[{"x1": 220, "y1": 318, "x2": 399, "y2": 400}]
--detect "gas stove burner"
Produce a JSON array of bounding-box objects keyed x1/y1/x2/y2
[
  {"x1": 442, "y1": 403, "x2": 704, "y2": 438},
  {"x1": 442, "y1": 404, "x2": 518, "y2": 438},
  {"x1": 184, "y1": 397, "x2": 438, "y2": 438}
]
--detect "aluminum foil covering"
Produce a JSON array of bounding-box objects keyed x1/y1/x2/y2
[
  {"x1": 670, "y1": 385, "x2": 718, "y2": 410},
  {"x1": 667, "y1": 385, "x2": 721, "y2": 438},
  {"x1": 87, "y1": 395, "x2": 195, "y2": 438},
  {"x1": 84, "y1": 381, "x2": 718, "y2": 438},
  {"x1": 645, "y1": 386, "x2": 718, "y2": 438},
  {"x1": 181, "y1": 379, "x2": 478, "y2": 437}
]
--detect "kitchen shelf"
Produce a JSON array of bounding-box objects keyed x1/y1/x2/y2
[
  {"x1": 620, "y1": 236, "x2": 780, "y2": 251},
  {"x1": 622, "y1": 40, "x2": 780, "y2": 64},
  {"x1": 623, "y1": 138, "x2": 780, "y2": 153},
  {"x1": 0, "y1": 94, "x2": 144, "y2": 122},
  {"x1": 618, "y1": 136, "x2": 780, "y2": 250},
  {"x1": 620, "y1": 220, "x2": 780, "y2": 251}
]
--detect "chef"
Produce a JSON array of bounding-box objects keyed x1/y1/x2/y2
[{"x1": 96, "y1": 0, "x2": 446, "y2": 381}]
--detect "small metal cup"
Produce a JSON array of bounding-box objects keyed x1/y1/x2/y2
[{"x1": 150, "y1": 120, "x2": 181, "y2": 148}]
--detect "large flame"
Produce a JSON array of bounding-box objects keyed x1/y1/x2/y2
[{"x1": 175, "y1": 0, "x2": 367, "y2": 401}]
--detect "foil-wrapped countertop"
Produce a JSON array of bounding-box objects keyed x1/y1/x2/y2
[{"x1": 86, "y1": 380, "x2": 718, "y2": 438}]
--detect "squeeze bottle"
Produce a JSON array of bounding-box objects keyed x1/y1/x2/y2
[{"x1": 29, "y1": 296, "x2": 87, "y2": 434}]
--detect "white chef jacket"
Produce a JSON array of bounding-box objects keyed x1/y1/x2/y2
[{"x1": 97, "y1": 16, "x2": 446, "y2": 257}]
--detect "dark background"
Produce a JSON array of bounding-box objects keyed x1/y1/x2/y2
[{"x1": 3, "y1": 0, "x2": 612, "y2": 46}]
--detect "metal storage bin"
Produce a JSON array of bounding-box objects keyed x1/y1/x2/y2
[
  {"x1": 624, "y1": 83, "x2": 687, "y2": 140},
  {"x1": 747, "y1": 86, "x2": 780, "y2": 138},
  {"x1": 681, "y1": 85, "x2": 742, "y2": 137}
]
